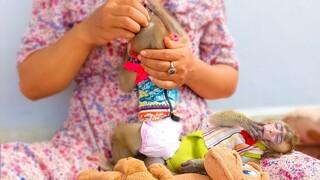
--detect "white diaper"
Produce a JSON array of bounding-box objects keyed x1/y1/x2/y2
[{"x1": 139, "y1": 117, "x2": 182, "y2": 160}]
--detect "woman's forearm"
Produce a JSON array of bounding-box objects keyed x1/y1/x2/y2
[
  {"x1": 18, "y1": 23, "x2": 94, "y2": 100},
  {"x1": 185, "y1": 58, "x2": 239, "y2": 100}
]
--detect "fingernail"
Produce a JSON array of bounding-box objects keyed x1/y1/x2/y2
[
  {"x1": 140, "y1": 51, "x2": 147, "y2": 56},
  {"x1": 173, "y1": 34, "x2": 179, "y2": 42}
]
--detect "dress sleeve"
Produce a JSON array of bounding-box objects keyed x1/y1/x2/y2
[
  {"x1": 199, "y1": 0, "x2": 239, "y2": 70},
  {"x1": 16, "y1": 0, "x2": 72, "y2": 65}
]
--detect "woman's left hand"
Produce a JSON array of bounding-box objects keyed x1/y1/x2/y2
[{"x1": 138, "y1": 36, "x2": 195, "y2": 89}]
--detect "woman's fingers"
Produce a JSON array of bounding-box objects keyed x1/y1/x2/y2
[
  {"x1": 111, "y1": 5, "x2": 149, "y2": 28},
  {"x1": 149, "y1": 76, "x2": 178, "y2": 90},
  {"x1": 141, "y1": 57, "x2": 173, "y2": 72},
  {"x1": 164, "y1": 36, "x2": 184, "y2": 49},
  {"x1": 108, "y1": 28, "x2": 136, "y2": 40},
  {"x1": 131, "y1": 0, "x2": 150, "y2": 22},
  {"x1": 111, "y1": 16, "x2": 142, "y2": 33},
  {"x1": 140, "y1": 48, "x2": 182, "y2": 62}
]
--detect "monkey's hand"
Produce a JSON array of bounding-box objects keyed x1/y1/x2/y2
[
  {"x1": 240, "y1": 121, "x2": 265, "y2": 140},
  {"x1": 210, "y1": 110, "x2": 265, "y2": 140},
  {"x1": 180, "y1": 159, "x2": 205, "y2": 173}
]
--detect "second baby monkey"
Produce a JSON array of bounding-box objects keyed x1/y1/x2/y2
[{"x1": 112, "y1": 110, "x2": 298, "y2": 174}]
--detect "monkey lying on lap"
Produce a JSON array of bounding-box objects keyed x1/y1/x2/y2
[{"x1": 112, "y1": 110, "x2": 299, "y2": 174}]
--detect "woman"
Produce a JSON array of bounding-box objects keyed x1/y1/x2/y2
[{"x1": 1, "y1": 0, "x2": 238, "y2": 179}]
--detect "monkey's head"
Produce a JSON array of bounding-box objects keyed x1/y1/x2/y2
[
  {"x1": 128, "y1": 0, "x2": 189, "y2": 54},
  {"x1": 259, "y1": 120, "x2": 299, "y2": 158},
  {"x1": 131, "y1": 14, "x2": 168, "y2": 54}
]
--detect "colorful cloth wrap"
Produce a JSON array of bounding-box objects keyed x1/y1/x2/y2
[
  {"x1": 166, "y1": 127, "x2": 266, "y2": 173},
  {"x1": 123, "y1": 54, "x2": 179, "y2": 121}
]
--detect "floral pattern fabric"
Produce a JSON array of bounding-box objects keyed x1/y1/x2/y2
[
  {"x1": 260, "y1": 151, "x2": 320, "y2": 180},
  {"x1": 1, "y1": 0, "x2": 238, "y2": 179}
]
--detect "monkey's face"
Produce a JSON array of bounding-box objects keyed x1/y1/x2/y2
[
  {"x1": 261, "y1": 123, "x2": 284, "y2": 144},
  {"x1": 260, "y1": 122, "x2": 290, "y2": 153}
]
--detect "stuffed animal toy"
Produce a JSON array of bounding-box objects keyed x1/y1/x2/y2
[
  {"x1": 78, "y1": 148, "x2": 269, "y2": 180},
  {"x1": 203, "y1": 147, "x2": 269, "y2": 180},
  {"x1": 282, "y1": 108, "x2": 320, "y2": 159},
  {"x1": 77, "y1": 157, "x2": 173, "y2": 180},
  {"x1": 282, "y1": 108, "x2": 320, "y2": 144}
]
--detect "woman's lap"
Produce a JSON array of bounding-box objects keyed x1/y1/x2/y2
[{"x1": 0, "y1": 140, "x2": 97, "y2": 179}]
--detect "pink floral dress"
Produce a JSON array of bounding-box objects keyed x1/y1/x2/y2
[{"x1": 0, "y1": 0, "x2": 238, "y2": 179}]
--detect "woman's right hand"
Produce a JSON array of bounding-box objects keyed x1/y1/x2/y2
[{"x1": 78, "y1": 0, "x2": 150, "y2": 46}]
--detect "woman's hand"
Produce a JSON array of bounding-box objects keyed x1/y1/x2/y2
[
  {"x1": 78, "y1": 0, "x2": 150, "y2": 46},
  {"x1": 139, "y1": 36, "x2": 195, "y2": 89}
]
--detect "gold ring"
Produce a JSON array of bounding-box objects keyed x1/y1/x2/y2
[{"x1": 167, "y1": 61, "x2": 176, "y2": 75}]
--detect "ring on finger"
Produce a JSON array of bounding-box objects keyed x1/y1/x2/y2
[{"x1": 167, "y1": 61, "x2": 176, "y2": 75}]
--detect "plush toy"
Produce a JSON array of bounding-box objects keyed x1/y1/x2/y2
[
  {"x1": 203, "y1": 147, "x2": 269, "y2": 180},
  {"x1": 78, "y1": 148, "x2": 269, "y2": 180},
  {"x1": 282, "y1": 108, "x2": 320, "y2": 159},
  {"x1": 77, "y1": 157, "x2": 173, "y2": 180},
  {"x1": 282, "y1": 108, "x2": 320, "y2": 144}
]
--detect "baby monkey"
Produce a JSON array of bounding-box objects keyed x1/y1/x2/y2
[
  {"x1": 177, "y1": 110, "x2": 299, "y2": 174},
  {"x1": 113, "y1": 0, "x2": 188, "y2": 168},
  {"x1": 111, "y1": 110, "x2": 299, "y2": 174}
]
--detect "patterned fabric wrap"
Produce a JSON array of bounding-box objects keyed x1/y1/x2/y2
[
  {"x1": 202, "y1": 127, "x2": 265, "y2": 160},
  {"x1": 123, "y1": 55, "x2": 179, "y2": 121}
]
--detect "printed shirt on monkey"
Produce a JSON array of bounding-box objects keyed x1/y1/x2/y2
[{"x1": 123, "y1": 53, "x2": 179, "y2": 122}]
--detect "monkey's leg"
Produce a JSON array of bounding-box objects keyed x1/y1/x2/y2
[
  {"x1": 144, "y1": 157, "x2": 165, "y2": 167},
  {"x1": 180, "y1": 159, "x2": 205, "y2": 173},
  {"x1": 111, "y1": 123, "x2": 142, "y2": 163},
  {"x1": 119, "y1": 68, "x2": 137, "y2": 92}
]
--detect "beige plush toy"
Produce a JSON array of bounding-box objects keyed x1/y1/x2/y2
[
  {"x1": 282, "y1": 108, "x2": 320, "y2": 144},
  {"x1": 77, "y1": 157, "x2": 173, "y2": 180},
  {"x1": 78, "y1": 147, "x2": 269, "y2": 180},
  {"x1": 204, "y1": 147, "x2": 269, "y2": 180}
]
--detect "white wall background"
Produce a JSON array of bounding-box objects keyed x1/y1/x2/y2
[
  {"x1": 1, "y1": 0, "x2": 320, "y2": 142},
  {"x1": 209, "y1": 0, "x2": 320, "y2": 111}
]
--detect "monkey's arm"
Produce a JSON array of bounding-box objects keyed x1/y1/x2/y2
[
  {"x1": 209, "y1": 110, "x2": 265, "y2": 140},
  {"x1": 111, "y1": 123, "x2": 142, "y2": 164},
  {"x1": 180, "y1": 159, "x2": 205, "y2": 173},
  {"x1": 119, "y1": 68, "x2": 137, "y2": 92}
]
